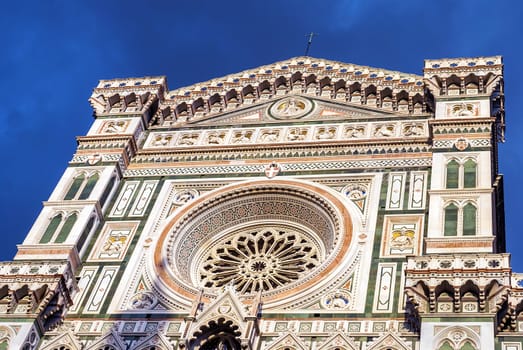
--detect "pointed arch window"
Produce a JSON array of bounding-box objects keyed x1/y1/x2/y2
[
  {"x1": 39, "y1": 212, "x2": 77, "y2": 244},
  {"x1": 444, "y1": 203, "x2": 459, "y2": 236},
  {"x1": 462, "y1": 203, "x2": 477, "y2": 236},
  {"x1": 443, "y1": 201, "x2": 477, "y2": 237},
  {"x1": 463, "y1": 159, "x2": 477, "y2": 188},
  {"x1": 55, "y1": 213, "x2": 78, "y2": 243},
  {"x1": 64, "y1": 172, "x2": 99, "y2": 200},
  {"x1": 445, "y1": 158, "x2": 477, "y2": 189},
  {"x1": 446, "y1": 160, "x2": 459, "y2": 189}
]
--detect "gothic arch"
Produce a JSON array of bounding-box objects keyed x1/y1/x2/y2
[
  {"x1": 189, "y1": 317, "x2": 242, "y2": 350},
  {"x1": 433, "y1": 325, "x2": 480, "y2": 350}
]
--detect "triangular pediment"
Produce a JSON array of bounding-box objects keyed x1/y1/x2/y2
[
  {"x1": 267, "y1": 333, "x2": 308, "y2": 350},
  {"x1": 84, "y1": 329, "x2": 126, "y2": 350},
  {"x1": 317, "y1": 333, "x2": 359, "y2": 350},
  {"x1": 187, "y1": 287, "x2": 251, "y2": 338},
  {"x1": 367, "y1": 331, "x2": 412, "y2": 350},
  {"x1": 40, "y1": 330, "x2": 82, "y2": 350},
  {"x1": 183, "y1": 94, "x2": 399, "y2": 128},
  {"x1": 133, "y1": 332, "x2": 172, "y2": 350}
]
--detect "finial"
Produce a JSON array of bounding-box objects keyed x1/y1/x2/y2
[{"x1": 305, "y1": 32, "x2": 319, "y2": 56}]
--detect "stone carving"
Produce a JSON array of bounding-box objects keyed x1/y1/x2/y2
[
  {"x1": 322, "y1": 291, "x2": 352, "y2": 310},
  {"x1": 454, "y1": 138, "x2": 469, "y2": 151},
  {"x1": 178, "y1": 133, "x2": 199, "y2": 145},
  {"x1": 390, "y1": 226, "x2": 415, "y2": 252},
  {"x1": 152, "y1": 134, "x2": 173, "y2": 146},
  {"x1": 102, "y1": 120, "x2": 128, "y2": 133},
  {"x1": 259, "y1": 129, "x2": 280, "y2": 142},
  {"x1": 207, "y1": 132, "x2": 225, "y2": 145},
  {"x1": 232, "y1": 130, "x2": 253, "y2": 143},
  {"x1": 287, "y1": 128, "x2": 307, "y2": 141},
  {"x1": 344, "y1": 126, "x2": 365, "y2": 138},
  {"x1": 173, "y1": 189, "x2": 199, "y2": 205},
  {"x1": 129, "y1": 292, "x2": 157, "y2": 310},
  {"x1": 449, "y1": 102, "x2": 479, "y2": 117},
  {"x1": 374, "y1": 124, "x2": 395, "y2": 137},
  {"x1": 315, "y1": 127, "x2": 336, "y2": 140},
  {"x1": 403, "y1": 123, "x2": 424, "y2": 136}
]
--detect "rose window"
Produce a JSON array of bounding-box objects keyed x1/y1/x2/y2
[{"x1": 198, "y1": 227, "x2": 321, "y2": 293}]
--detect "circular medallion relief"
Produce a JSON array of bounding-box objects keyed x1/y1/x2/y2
[{"x1": 269, "y1": 96, "x2": 313, "y2": 120}]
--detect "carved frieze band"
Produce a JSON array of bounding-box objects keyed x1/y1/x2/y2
[
  {"x1": 123, "y1": 158, "x2": 432, "y2": 177},
  {"x1": 143, "y1": 120, "x2": 428, "y2": 149}
]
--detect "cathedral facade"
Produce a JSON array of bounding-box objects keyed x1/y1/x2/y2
[{"x1": 0, "y1": 56, "x2": 519, "y2": 350}]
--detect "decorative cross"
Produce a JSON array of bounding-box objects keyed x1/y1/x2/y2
[{"x1": 305, "y1": 32, "x2": 318, "y2": 56}]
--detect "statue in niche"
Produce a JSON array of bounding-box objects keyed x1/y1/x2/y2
[
  {"x1": 345, "y1": 126, "x2": 365, "y2": 138},
  {"x1": 374, "y1": 124, "x2": 395, "y2": 137},
  {"x1": 403, "y1": 123, "x2": 424, "y2": 136}
]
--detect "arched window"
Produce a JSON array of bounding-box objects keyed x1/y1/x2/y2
[
  {"x1": 444, "y1": 203, "x2": 459, "y2": 236},
  {"x1": 438, "y1": 341, "x2": 453, "y2": 350},
  {"x1": 64, "y1": 172, "x2": 100, "y2": 200},
  {"x1": 460, "y1": 341, "x2": 477, "y2": 350},
  {"x1": 40, "y1": 214, "x2": 63, "y2": 243},
  {"x1": 463, "y1": 159, "x2": 477, "y2": 188},
  {"x1": 446, "y1": 158, "x2": 477, "y2": 189},
  {"x1": 462, "y1": 203, "x2": 477, "y2": 236},
  {"x1": 55, "y1": 213, "x2": 78, "y2": 243},
  {"x1": 79, "y1": 173, "x2": 99, "y2": 199},
  {"x1": 40, "y1": 212, "x2": 77, "y2": 244},
  {"x1": 64, "y1": 174, "x2": 85, "y2": 200},
  {"x1": 446, "y1": 160, "x2": 459, "y2": 189}
]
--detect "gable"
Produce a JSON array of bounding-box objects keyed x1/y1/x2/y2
[
  {"x1": 89, "y1": 56, "x2": 429, "y2": 127},
  {"x1": 184, "y1": 94, "x2": 399, "y2": 128}
]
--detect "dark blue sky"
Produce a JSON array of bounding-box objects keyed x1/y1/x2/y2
[{"x1": 2, "y1": 0, "x2": 523, "y2": 268}]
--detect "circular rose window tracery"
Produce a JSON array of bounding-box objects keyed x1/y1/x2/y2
[
  {"x1": 154, "y1": 180, "x2": 355, "y2": 304},
  {"x1": 198, "y1": 226, "x2": 321, "y2": 293}
]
